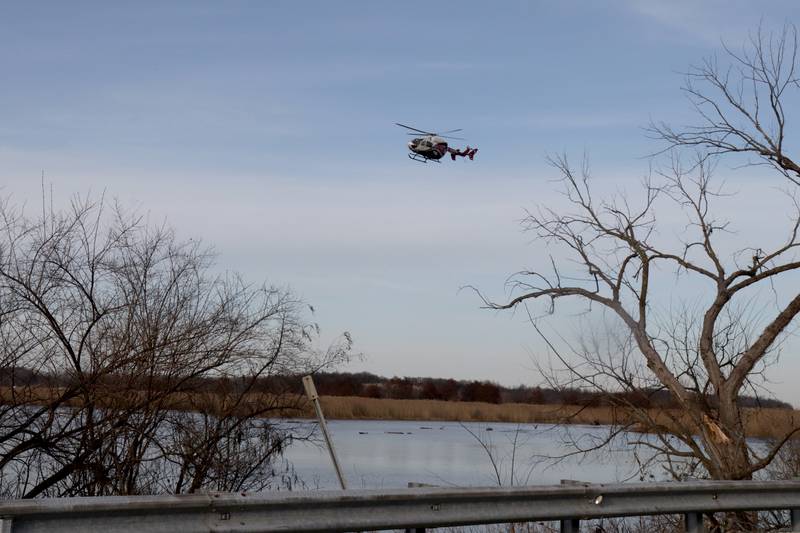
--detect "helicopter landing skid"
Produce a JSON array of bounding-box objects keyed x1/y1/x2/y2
[{"x1": 408, "y1": 153, "x2": 440, "y2": 163}]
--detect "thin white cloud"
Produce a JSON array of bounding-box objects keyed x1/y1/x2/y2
[
  {"x1": 415, "y1": 61, "x2": 486, "y2": 71},
  {"x1": 518, "y1": 112, "x2": 642, "y2": 130},
  {"x1": 623, "y1": 0, "x2": 784, "y2": 47}
]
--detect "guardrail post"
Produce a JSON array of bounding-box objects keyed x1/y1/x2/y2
[
  {"x1": 0, "y1": 517, "x2": 12, "y2": 533},
  {"x1": 560, "y1": 518, "x2": 580, "y2": 532},
  {"x1": 684, "y1": 512, "x2": 704, "y2": 533},
  {"x1": 791, "y1": 508, "x2": 800, "y2": 530},
  {"x1": 559, "y1": 479, "x2": 583, "y2": 532}
]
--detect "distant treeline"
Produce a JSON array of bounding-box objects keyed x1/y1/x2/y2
[
  {"x1": 1, "y1": 367, "x2": 792, "y2": 410},
  {"x1": 289, "y1": 372, "x2": 794, "y2": 410}
]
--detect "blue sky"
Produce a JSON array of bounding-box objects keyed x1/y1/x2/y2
[{"x1": 3, "y1": 1, "x2": 800, "y2": 401}]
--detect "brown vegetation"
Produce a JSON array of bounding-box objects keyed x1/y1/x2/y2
[
  {"x1": 5, "y1": 380, "x2": 797, "y2": 440},
  {"x1": 6, "y1": 384, "x2": 796, "y2": 439},
  {"x1": 308, "y1": 396, "x2": 800, "y2": 440}
]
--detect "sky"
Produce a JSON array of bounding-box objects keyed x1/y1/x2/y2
[{"x1": 3, "y1": 1, "x2": 800, "y2": 402}]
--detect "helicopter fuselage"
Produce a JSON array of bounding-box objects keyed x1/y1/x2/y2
[
  {"x1": 408, "y1": 135, "x2": 448, "y2": 161},
  {"x1": 397, "y1": 123, "x2": 476, "y2": 163}
]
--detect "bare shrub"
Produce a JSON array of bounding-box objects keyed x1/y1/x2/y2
[{"x1": 0, "y1": 195, "x2": 351, "y2": 497}]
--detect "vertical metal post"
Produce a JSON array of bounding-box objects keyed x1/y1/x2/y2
[
  {"x1": 560, "y1": 518, "x2": 580, "y2": 532},
  {"x1": 558, "y1": 480, "x2": 585, "y2": 533},
  {"x1": 791, "y1": 508, "x2": 800, "y2": 530},
  {"x1": 303, "y1": 375, "x2": 347, "y2": 490},
  {"x1": 684, "y1": 512, "x2": 704, "y2": 533}
]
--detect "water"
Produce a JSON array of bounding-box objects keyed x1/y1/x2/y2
[{"x1": 284, "y1": 420, "x2": 650, "y2": 489}]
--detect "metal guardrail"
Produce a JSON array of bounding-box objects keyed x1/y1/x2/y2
[{"x1": 0, "y1": 480, "x2": 799, "y2": 532}]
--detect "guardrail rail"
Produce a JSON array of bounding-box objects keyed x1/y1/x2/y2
[{"x1": 1, "y1": 480, "x2": 800, "y2": 532}]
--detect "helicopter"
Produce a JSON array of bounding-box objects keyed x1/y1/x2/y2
[{"x1": 396, "y1": 123, "x2": 478, "y2": 163}]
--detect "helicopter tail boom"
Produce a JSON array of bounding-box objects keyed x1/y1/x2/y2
[{"x1": 448, "y1": 146, "x2": 478, "y2": 161}]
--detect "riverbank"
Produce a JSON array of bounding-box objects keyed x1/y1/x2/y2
[
  {"x1": 3, "y1": 385, "x2": 796, "y2": 439},
  {"x1": 310, "y1": 395, "x2": 800, "y2": 439}
]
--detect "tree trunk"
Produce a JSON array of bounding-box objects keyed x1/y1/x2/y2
[{"x1": 706, "y1": 402, "x2": 757, "y2": 532}]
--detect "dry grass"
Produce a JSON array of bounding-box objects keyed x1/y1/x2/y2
[
  {"x1": 313, "y1": 396, "x2": 800, "y2": 439},
  {"x1": 0, "y1": 385, "x2": 303, "y2": 418},
  {"x1": 2, "y1": 386, "x2": 797, "y2": 439}
]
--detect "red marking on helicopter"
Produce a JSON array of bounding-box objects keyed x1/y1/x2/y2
[{"x1": 396, "y1": 123, "x2": 478, "y2": 164}]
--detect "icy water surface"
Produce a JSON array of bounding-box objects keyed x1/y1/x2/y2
[{"x1": 284, "y1": 419, "x2": 647, "y2": 489}]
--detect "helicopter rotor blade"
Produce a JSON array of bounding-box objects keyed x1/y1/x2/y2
[
  {"x1": 407, "y1": 133, "x2": 466, "y2": 140},
  {"x1": 395, "y1": 123, "x2": 432, "y2": 135},
  {"x1": 397, "y1": 123, "x2": 466, "y2": 140}
]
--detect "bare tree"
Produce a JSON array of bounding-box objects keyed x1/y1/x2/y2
[
  {"x1": 651, "y1": 24, "x2": 800, "y2": 183},
  {"x1": 478, "y1": 26, "x2": 800, "y2": 498},
  {"x1": 483, "y1": 152, "x2": 800, "y2": 483},
  {"x1": 0, "y1": 194, "x2": 350, "y2": 497}
]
